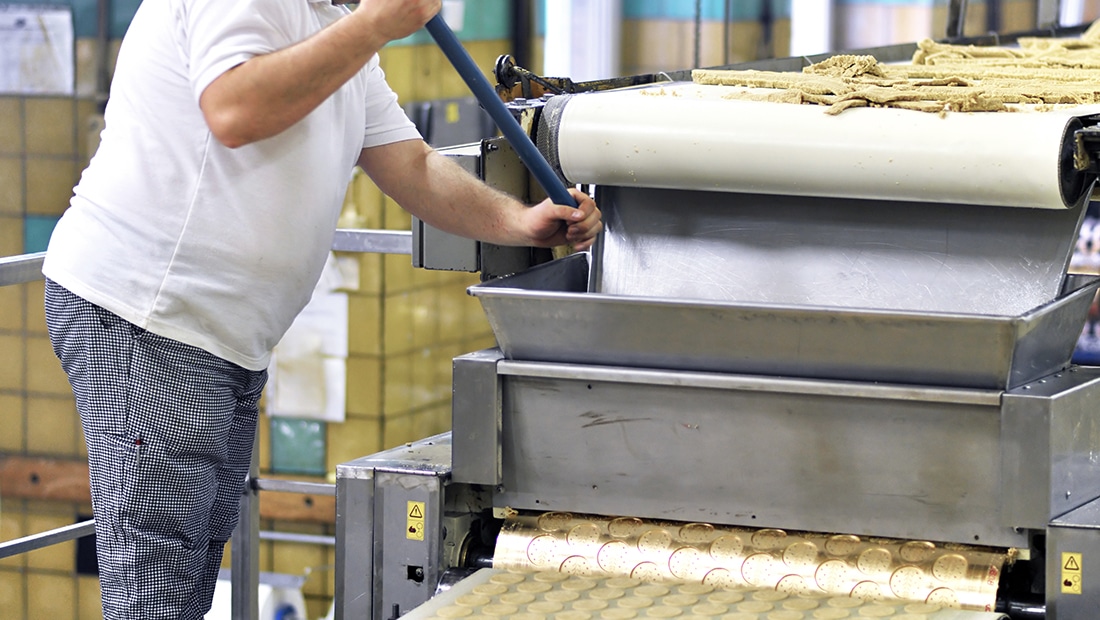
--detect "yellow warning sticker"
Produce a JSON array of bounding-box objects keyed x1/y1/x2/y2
[
  {"x1": 406, "y1": 501, "x2": 425, "y2": 541},
  {"x1": 445, "y1": 102, "x2": 460, "y2": 125},
  {"x1": 1062, "y1": 552, "x2": 1083, "y2": 595}
]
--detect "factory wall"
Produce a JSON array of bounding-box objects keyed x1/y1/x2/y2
[
  {"x1": 835, "y1": 0, "x2": 1042, "y2": 50},
  {"x1": 0, "y1": 2, "x2": 502, "y2": 618},
  {"x1": 620, "y1": 0, "x2": 793, "y2": 75},
  {"x1": 0, "y1": 0, "x2": 116, "y2": 614},
  {"x1": 5, "y1": 0, "x2": 1100, "y2": 618},
  {"x1": 616, "y1": 0, "x2": 1100, "y2": 76}
]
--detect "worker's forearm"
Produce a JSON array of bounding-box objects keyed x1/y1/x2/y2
[
  {"x1": 361, "y1": 139, "x2": 601, "y2": 249},
  {"x1": 363, "y1": 140, "x2": 529, "y2": 244},
  {"x1": 405, "y1": 149, "x2": 531, "y2": 245}
]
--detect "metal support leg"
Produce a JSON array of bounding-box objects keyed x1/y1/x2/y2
[
  {"x1": 231, "y1": 431, "x2": 260, "y2": 619},
  {"x1": 1037, "y1": 0, "x2": 1063, "y2": 28},
  {"x1": 947, "y1": 0, "x2": 969, "y2": 38}
]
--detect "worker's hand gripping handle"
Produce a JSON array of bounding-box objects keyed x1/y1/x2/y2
[{"x1": 424, "y1": 14, "x2": 579, "y2": 208}]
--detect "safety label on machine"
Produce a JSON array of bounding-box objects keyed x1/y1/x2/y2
[
  {"x1": 1062, "y1": 551, "x2": 1083, "y2": 594},
  {"x1": 406, "y1": 501, "x2": 425, "y2": 541},
  {"x1": 445, "y1": 102, "x2": 461, "y2": 124}
]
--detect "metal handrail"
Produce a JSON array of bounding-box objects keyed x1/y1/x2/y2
[
  {"x1": 0, "y1": 226, "x2": 403, "y2": 613},
  {"x1": 0, "y1": 519, "x2": 96, "y2": 560},
  {"x1": 259, "y1": 531, "x2": 336, "y2": 546},
  {"x1": 0, "y1": 252, "x2": 45, "y2": 286},
  {"x1": 332, "y1": 229, "x2": 411, "y2": 254},
  {"x1": 0, "y1": 230, "x2": 409, "y2": 285},
  {"x1": 254, "y1": 478, "x2": 336, "y2": 496}
]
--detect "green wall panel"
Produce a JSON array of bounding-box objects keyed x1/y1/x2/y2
[
  {"x1": 391, "y1": 0, "x2": 512, "y2": 47},
  {"x1": 623, "y1": 0, "x2": 792, "y2": 21},
  {"x1": 10, "y1": 0, "x2": 138, "y2": 39}
]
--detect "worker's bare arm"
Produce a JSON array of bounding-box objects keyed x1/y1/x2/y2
[
  {"x1": 199, "y1": 0, "x2": 440, "y2": 148},
  {"x1": 357, "y1": 139, "x2": 602, "y2": 250}
]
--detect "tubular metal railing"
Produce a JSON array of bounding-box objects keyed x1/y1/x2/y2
[
  {"x1": 0, "y1": 228, "x2": 411, "y2": 616},
  {"x1": 0, "y1": 519, "x2": 96, "y2": 561}
]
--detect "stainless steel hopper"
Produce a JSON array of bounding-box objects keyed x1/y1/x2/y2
[{"x1": 470, "y1": 186, "x2": 1098, "y2": 389}]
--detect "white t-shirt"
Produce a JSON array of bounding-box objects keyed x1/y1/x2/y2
[{"x1": 43, "y1": 0, "x2": 421, "y2": 370}]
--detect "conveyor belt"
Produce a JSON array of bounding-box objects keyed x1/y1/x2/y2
[
  {"x1": 403, "y1": 568, "x2": 1010, "y2": 620},
  {"x1": 538, "y1": 83, "x2": 1100, "y2": 211}
]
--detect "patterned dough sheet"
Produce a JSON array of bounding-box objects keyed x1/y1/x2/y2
[
  {"x1": 491, "y1": 513, "x2": 1012, "y2": 613},
  {"x1": 402, "y1": 568, "x2": 1009, "y2": 620}
]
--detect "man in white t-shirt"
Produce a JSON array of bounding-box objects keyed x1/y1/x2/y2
[{"x1": 41, "y1": 0, "x2": 601, "y2": 617}]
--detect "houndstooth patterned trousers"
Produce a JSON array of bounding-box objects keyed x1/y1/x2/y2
[{"x1": 45, "y1": 280, "x2": 267, "y2": 620}]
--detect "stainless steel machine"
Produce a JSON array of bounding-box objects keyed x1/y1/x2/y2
[{"x1": 336, "y1": 39, "x2": 1100, "y2": 620}]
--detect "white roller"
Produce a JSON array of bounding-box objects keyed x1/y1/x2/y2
[{"x1": 550, "y1": 83, "x2": 1100, "y2": 209}]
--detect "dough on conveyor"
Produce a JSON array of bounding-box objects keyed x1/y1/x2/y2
[
  {"x1": 540, "y1": 79, "x2": 1100, "y2": 208},
  {"x1": 693, "y1": 23, "x2": 1100, "y2": 115}
]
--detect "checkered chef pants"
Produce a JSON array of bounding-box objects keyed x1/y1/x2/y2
[{"x1": 45, "y1": 280, "x2": 267, "y2": 620}]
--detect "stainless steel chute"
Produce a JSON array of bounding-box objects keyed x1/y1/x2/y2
[
  {"x1": 471, "y1": 182, "x2": 1099, "y2": 389},
  {"x1": 472, "y1": 253, "x2": 1099, "y2": 390}
]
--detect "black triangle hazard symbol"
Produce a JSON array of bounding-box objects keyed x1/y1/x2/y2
[
  {"x1": 1065, "y1": 556, "x2": 1081, "y2": 571},
  {"x1": 409, "y1": 504, "x2": 424, "y2": 519}
]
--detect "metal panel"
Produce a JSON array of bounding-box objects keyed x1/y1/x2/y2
[
  {"x1": 406, "y1": 98, "x2": 495, "y2": 149},
  {"x1": 376, "y1": 471, "x2": 445, "y2": 620},
  {"x1": 1003, "y1": 368, "x2": 1100, "y2": 526},
  {"x1": 471, "y1": 253, "x2": 1098, "y2": 390},
  {"x1": 335, "y1": 435, "x2": 453, "y2": 620},
  {"x1": 1048, "y1": 496, "x2": 1100, "y2": 619},
  {"x1": 594, "y1": 186, "x2": 1083, "y2": 316},
  {"x1": 1052, "y1": 492, "x2": 1100, "y2": 530},
  {"x1": 335, "y1": 469, "x2": 375, "y2": 620},
  {"x1": 1001, "y1": 391, "x2": 1055, "y2": 530},
  {"x1": 492, "y1": 362, "x2": 1025, "y2": 548},
  {"x1": 414, "y1": 144, "x2": 481, "y2": 272},
  {"x1": 412, "y1": 218, "x2": 479, "y2": 271},
  {"x1": 451, "y1": 349, "x2": 504, "y2": 486},
  {"x1": 1049, "y1": 374, "x2": 1100, "y2": 519},
  {"x1": 1047, "y1": 524, "x2": 1100, "y2": 619},
  {"x1": 431, "y1": 98, "x2": 495, "y2": 148}
]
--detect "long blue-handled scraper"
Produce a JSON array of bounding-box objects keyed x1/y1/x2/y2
[{"x1": 424, "y1": 14, "x2": 578, "y2": 209}]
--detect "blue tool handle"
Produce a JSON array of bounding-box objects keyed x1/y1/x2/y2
[{"x1": 424, "y1": 14, "x2": 578, "y2": 208}]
